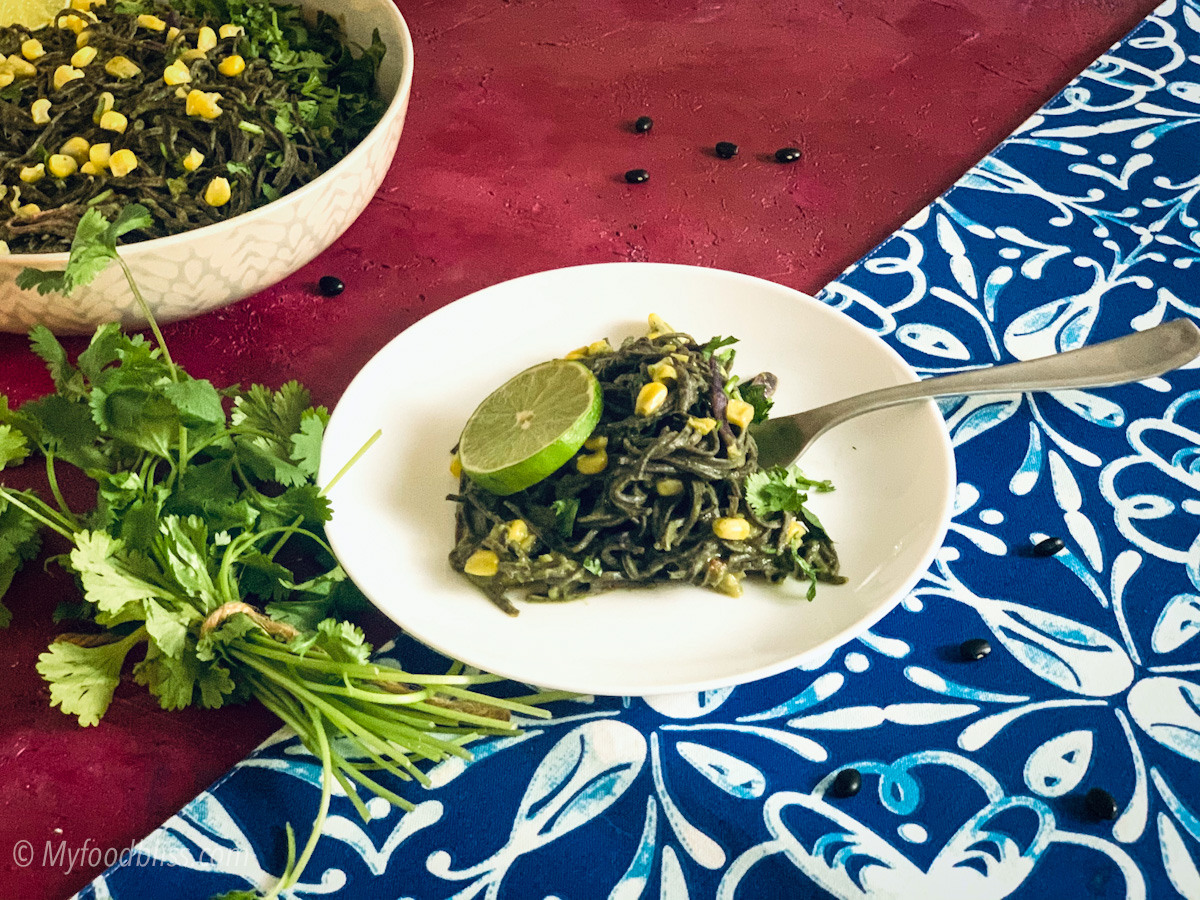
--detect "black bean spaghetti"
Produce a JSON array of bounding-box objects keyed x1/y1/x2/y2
[
  {"x1": 0, "y1": 0, "x2": 384, "y2": 252},
  {"x1": 449, "y1": 318, "x2": 847, "y2": 616}
]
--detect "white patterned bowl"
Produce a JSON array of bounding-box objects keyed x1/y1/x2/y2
[{"x1": 0, "y1": 0, "x2": 413, "y2": 334}]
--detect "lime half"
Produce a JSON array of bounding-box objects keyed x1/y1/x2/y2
[
  {"x1": 0, "y1": 0, "x2": 62, "y2": 28},
  {"x1": 458, "y1": 359, "x2": 602, "y2": 495}
]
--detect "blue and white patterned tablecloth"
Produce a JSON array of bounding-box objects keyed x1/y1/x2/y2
[{"x1": 78, "y1": 2, "x2": 1200, "y2": 898}]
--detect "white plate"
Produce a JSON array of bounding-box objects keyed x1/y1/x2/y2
[{"x1": 320, "y1": 263, "x2": 956, "y2": 695}]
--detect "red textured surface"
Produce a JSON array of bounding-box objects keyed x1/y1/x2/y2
[{"x1": 0, "y1": 1, "x2": 1160, "y2": 896}]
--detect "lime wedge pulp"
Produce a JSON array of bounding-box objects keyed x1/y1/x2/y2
[
  {"x1": 0, "y1": 0, "x2": 62, "y2": 28},
  {"x1": 458, "y1": 359, "x2": 603, "y2": 495}
]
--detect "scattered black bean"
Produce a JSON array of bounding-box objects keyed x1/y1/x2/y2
[
  {"x1": 1032, "y1": 536, "x2": 1066, "y2": 557},
  {"x1": 634, "y1": 116, "x2": 654, "y2": 133},
  {"x1": 318, "y1": 275, "x2": 345, "y2": 297},
  {"x1": 829, "y1": 768, "x2": 862, "y2": 799},
  {"x1": 775, "y1": 147, "x2": 802, "y2": 163},
  {"x1": 959, "y1": 638, "x2": 992, "y2": 661},
  {"x1": 715, "y1": 141, "x2": 739, "y2": 159},
  {"x1": 625, "y1": 168, "x2": 650, "y2": 184},
  {"x1": 1086, "y1": 787, "x2": 1119, "y2": 821}
]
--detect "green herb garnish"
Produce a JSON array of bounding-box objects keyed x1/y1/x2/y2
[{"x1": 2, "y1": 207, "x2": 551, "y2": 900}]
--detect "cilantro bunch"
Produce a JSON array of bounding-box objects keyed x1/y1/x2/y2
[{"x1": 1, "y1": 206, "x2": 549, "y2": 899}]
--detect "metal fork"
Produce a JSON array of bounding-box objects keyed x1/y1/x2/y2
[{"x1": 751, "y1": 318, "x2": 1200, "y2": 469}]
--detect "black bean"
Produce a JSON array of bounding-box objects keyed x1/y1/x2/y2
[
  {"x1": 1032, "y1": 536, "x2": 1065, "y2": 557},
  {"x1": 634, "y1": 116, "x2": 653, "y2": 133},
  {"x1": 829, "y1": 768, "x2": 862, "y2": 798},
  {"x1": 1086, "y1": 787, "x2": 1118, "y2": 821},
  {"x1": 959, "y1": 638, "x2": 992, "y2": 661},
  {"x1": 625, "y1": 169, "x2": 650, "y2": 184},
  {"x1": 774, "y1": 147, "x2": 802, "y2": 163},
  {"x1": 715, "y1": 141, "x2": 739, "y2": 159},
  {"x1": 318, "y1": 275, "x2": 345, "y2": 297}
]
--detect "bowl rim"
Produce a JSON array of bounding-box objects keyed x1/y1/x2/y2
[{"x1": 1, "y1": 0, "x2": 414, "y2": 264}]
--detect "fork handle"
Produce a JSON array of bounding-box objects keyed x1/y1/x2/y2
[{"x1": 757, "y1": 318, "x2": 1200, "y2": 467}]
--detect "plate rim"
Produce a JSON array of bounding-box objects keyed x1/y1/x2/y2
[{"x1": 321, "y1": 261, "x2": 957, "y2": 694}]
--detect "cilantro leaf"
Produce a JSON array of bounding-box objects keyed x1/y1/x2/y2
[
  {"x1": 134, "y1": 639, "x2": 238, "y2": 710},
  {"x1": 0, "y1": 424, "x2": 29, "y2": 470},
  {"x1": 69, "y1": 531, "x2": 170, "y2": 618},
  {"x1": 30, "y1": 326, "x2": 85, "y2": 398},
  {"x1": 289, "y1": 410, "x2": 326, "y2": 477},
  {"x1": 740, "y1": 383, "x2": 774, "y2": 425},
  {"x1": 36, "y1": 629, "x2": 146, "y2": 726},
  {"x1": 162, "y1": 378, "x2": 226, "y2": 427},
  {"x1": 16, "y1": 205, "x2": 153, "y2": 297},
  {"x1": 745, "y1": 466, "x2": 835, "y2": 518},
  {"x1": 700, "y1": 335, "x2": 738, "y2": 359},
  {"x1": 551, "y1": 498, "x2": 579, "y2": 539}
]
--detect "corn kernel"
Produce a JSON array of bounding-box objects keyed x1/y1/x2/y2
[
  {"x1": 99, "y1": 109, "x2": 127, "y2": 133},
  {"x1": 179, "y1": 48, "x2": 207, "y2": 62},
  {"x1": 175, "y1": 86, "x2": 188, "y2": 98},
  {"x1": 196, "y1": 26, "x2": 217, "y2": 52},
  {"x1": 449, "y1": 452, "x2": 462, "y2": 478},
  {"x1": 70, "y1": 0, "x2": 94, "y2": 9},
  {"x1": 463, "y1": 549, "x2": 499, "y2": 577},
  {"x1": 47, "y1": 154, "x2": 77, "y2": 178},
  {"x1": 647, "y1": 313, "x2": 673, "y2": 338},
  {"x1": 136, "y1": 13, "x2": 166, "y2": 30},
  {"x1": 104, "y1": 55, "x2": 140, "y2": 78},
  {"x1": 21, "y1": 39, "x2": 44, "y2": 61},
  {"x1": 0, "y1": 241, "x2": 8, "y2": 254},
  {"x1": 647, "y1": 359, "x2": 677, "y2": 384},
  {"x1": 218, "y1": 23, "x2": 243, "y2": 38},
  {"x1": 57, "y1": 14, "x2": 87, "y2": 33},
  {"x1": 203, "y1": 176, "x2": 231, "y2": 206},
  {"x1": 108, "y1": 148, "x2": 137, "y2": 177},
  {"x1": 505, "y1": 520, "x2": 528, "y2": 544},
  {"x1": 61, "y1": 136, "x2": 90, "y2": 164},
  {"x1": 713, "y1": 516, "x2": 751, "y2": 541},
  {"x1": 783, "y1": 519, "x2": 808, "y2": 546},
  {"x1": 53, "y1": 65, "x2": 83, "y2": 90},
  {"x1": 586, "y1": 339, "x2": 612, "y2": 356},
  {"x1": 185, "y1": 89, "x2": 222, "y2": 119},
  {"x1": 0, "y1": 72, "x2": 13, "y2": 89},
  {"x1": 655, "y1": 478, "x2": 684, "y2": 497},
  {"x1": 635, "y1": 381, "x2": 668, "y2": 417},
  {"x1": 19, "y1": 163, "x2": 44, "y2": 183},
  {"x1": 716, "y1": 572, "x2": 743, "y2": 597},
  {"x1": 88, "y1": 142, "x2": 110, "y2": 167},
  {"x1": 725, "y1": 398, "x2": 754, "y2": 431},
  {"x1": 76, "y1": 30, "x2": 89, "y2": 48},
  {"x1": 80, "y1": 161, "x2": 98, "y2": 175},
  {"x1": 7, "y1": 55, "x2": 36, "y2": 78},
  {"x1": 576, "y1": 450, "x2": 608, "y2": 475},
  {"x1": 182, "y1": 147, "x2": 204, "y2": 171},
  {"x1": 217, "y1": 54, "x2": 245, "y2": 77},
  {"x1": 166, "y1": 26, "x2": 180, "y2": 42},
  {"x1": 30, "y1": 98, "x2": 51, "y2": 124},
  {"x1": 563, "y1": 345, "x2": 587, "y2": 361},
  {"x1": 687, "y1": 416, "x2": 717, "y2": 435},
  {"x1": 17, "y1": 203, "x2": 40, "y2": 217},
  {"x1": 71, "y1": 45, "x2": 97, "y2": 67},
  {"x1": 584, "y1": 435, "x2": 607, "y2": 451},
  {"x1": 163, "y1": 58, "x2": 191, "y2": 85}
]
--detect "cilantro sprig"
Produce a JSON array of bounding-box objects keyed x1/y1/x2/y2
[{"x1": 1, "y1": 207, "x2": 551, "y2": 900}]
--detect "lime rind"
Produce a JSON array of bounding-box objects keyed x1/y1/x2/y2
[{"x1": 459, "y1": 359, "x2": 603, "y2": 496}]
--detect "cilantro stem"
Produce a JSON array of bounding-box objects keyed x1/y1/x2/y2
[
  {"x1": 116, "y1": 254, "x2": 177, "y2": 379},
  {"x1": 242, "y1": 636, "x2": 503, "y2": 684},
  {"x1": 320, "y1": 429, "x2": 381, "y2": 496},
  {"x1": 43, "y1": 454, "x2": 79, "y2": 528},
  {"x1": 266, "y1": 703, "x2": 333, "y2": 899},
  {"x1": 0, "y1": 487, "x2": 76, "y2": 541}
]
